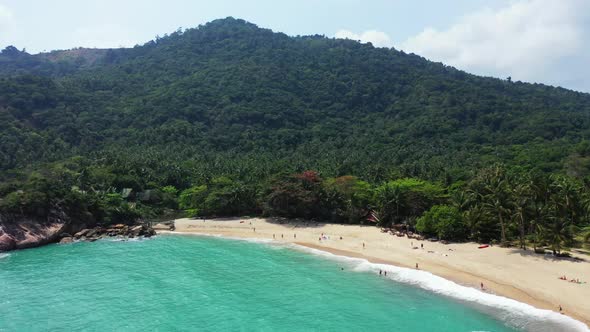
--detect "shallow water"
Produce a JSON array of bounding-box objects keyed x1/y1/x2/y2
[{"x1": 0, "y1": 235, "x2": 585, "y2": 331}]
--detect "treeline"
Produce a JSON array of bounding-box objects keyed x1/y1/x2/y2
[{"x1": 1, "y1": 157, "x2": 588, "y2": 254}]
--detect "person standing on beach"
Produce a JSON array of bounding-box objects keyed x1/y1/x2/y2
[
  {"x1": 480, "y1": 282, "x2": 484, "y2": 290},
  {"x1": 363, "y1": 242, "x2": 365, "y2": 249},
  {"x1": 273, "y1": 234, "x2": 275, "y2": 239},
  {"x1": 421, "y1": 243, "x2": 423, "y2": 249},
  {"x1": 253, "y1": 227, "x2": 256, "y2": 232},
  {"x1": 416, "y1": 263, "x2": 419, "y2": 269}
]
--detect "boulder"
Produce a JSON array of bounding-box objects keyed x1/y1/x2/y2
[
  {"x1": 85, "y1": 229, "x2": 97, "y2": 237},
  {"x1": 0, "y1": 233, "x2": 16, "y2": 251},
  {"x1": 74, "y1": 229, "x2": 90, "y2": 238},
  {"x1": 130, "y1": 225, "x2": 143, "y2": 236},
  {"x1": 59, "y1": 237, "x2": 73, "y2": 244}
]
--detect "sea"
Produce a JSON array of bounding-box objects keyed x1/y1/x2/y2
[{"x1": 0, "y1": 234, "x2": 587, "y2": 331}]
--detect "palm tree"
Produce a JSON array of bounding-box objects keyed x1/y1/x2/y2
[
  {"x1": 528, "y1": 173, "x2": 551, "y2": 251},
  {"x1": 543, "y1": 178, "x2": 579, "y2": 255},
  {"x1": 550, "y1": 175, "x2": 582, "y2": 225},
  {"x1": 481, "y1": 167, "x2": 512, "y2": 245},
  {"x1": 511, "y1": 178, "x2": 533, "y2": 250},
  {"x1": 541, "y1": 214, "x2": 576, "y2": 255},
  {"x1": 376, "y1": 184, "x2": 403, "y2": 226}
]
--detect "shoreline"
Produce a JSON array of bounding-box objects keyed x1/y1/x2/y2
[{"x1": 167, "y1": 217, "x2": 590, "y2": 328}]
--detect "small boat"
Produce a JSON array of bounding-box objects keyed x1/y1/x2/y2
[{"x1": 478, "y1": 244, "x2": 490, "y2": 249}]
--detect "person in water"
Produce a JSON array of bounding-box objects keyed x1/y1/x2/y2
[
  {"x1": 379, "y1": 270, "x2": 382, "y2": 275},
  {"x1": 384, "y1": 271, "x2": 387, "y2": 276}
]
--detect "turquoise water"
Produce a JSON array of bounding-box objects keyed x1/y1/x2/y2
[{"x1": 0, "y1": 235, "x2": 582, "y2": 331}]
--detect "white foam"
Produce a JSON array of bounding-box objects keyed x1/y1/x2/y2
[
  {"x1": 0, "y1": 253, "x2": 10, "y2": 259},
  {"x1": 291, "y1": 244, "x2": 589, "y2": 332}
]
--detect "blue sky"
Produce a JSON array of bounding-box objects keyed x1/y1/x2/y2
[{"x1": 1, "y1": 0, "x2": 589, "y2": 92}]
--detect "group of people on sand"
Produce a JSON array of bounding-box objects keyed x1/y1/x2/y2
[
  {"x1": 559, "y1": 275, "x2": 586, "y2": 284},
  {"x1": 318, "y1": 233, "x2": 344, "y2": 242},
  {"x1": 272, "y1": 233, "x2": 296, "y2": 239}
]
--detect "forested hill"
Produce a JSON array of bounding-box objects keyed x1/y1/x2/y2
[{"x1": 2, "y1": 17, "x2": 590, "y2": 183}]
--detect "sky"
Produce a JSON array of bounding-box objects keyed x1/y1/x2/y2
[{"x1": 1, "y1": 0, "x2": 589, "y2": 92}]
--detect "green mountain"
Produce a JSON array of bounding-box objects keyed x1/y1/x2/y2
[
  {"x1": 2, "y1": 17, "x2": 590, "y2": 251},
  {"x1": 2, "y1": 17, "x2": 590, "y2": 183}
]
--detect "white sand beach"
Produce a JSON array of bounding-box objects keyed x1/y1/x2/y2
[{"x1": 168, "y1": 217, "x2": 590, "y2": 326}]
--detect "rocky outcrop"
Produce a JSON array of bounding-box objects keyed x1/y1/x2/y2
[
  {"x1": 0, "y1": 207, "x2": 72, "y2": 251},
  {"x1": 70, "y1": 224, "x2": 156, "y2": 242},
  {"x1": 0, "y1": 208, "x2": 155, "y2": 252}
]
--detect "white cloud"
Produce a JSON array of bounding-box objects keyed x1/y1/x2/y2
[
  {"x1": 0, "y1": 4, "x2": 16, "y2": 48},
  {"x1": 400, "y1": 0, "x2": 590, "y2": 92},
  {"x1": 335, "y1": 29, "x2": 392, "y2": 48}
]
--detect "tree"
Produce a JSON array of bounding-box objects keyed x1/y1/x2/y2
[
  {"x1": 511, "y1": 176, "x2": 533, "y2": 249},
  {"x1": 471, "y1": 166, "x2": 512, "y2": 245},
  {"x1": 264, "y1": 171, "x2": 329, "y2": 219},
  {"x1": 323, "y1": 176, "x2": 373, "y2": 223},
  {"x1": 416, "y1": 205, "x2": 467, "y2": 241},
  {"x1": 374, "y1": 178, "x2": 444, "y2": 227}
]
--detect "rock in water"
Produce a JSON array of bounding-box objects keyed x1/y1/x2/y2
[{"x1": 59, "y1": 237, "x2": 73, "y2": 244}]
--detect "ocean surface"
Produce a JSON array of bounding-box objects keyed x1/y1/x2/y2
[{"x1": 0, "y1": 235, "x2": 586, "y2": 332}]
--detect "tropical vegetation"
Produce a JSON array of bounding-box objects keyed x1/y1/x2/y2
[{"x1": 1, "y1": 18, "x2": 590, "y2": 253}]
